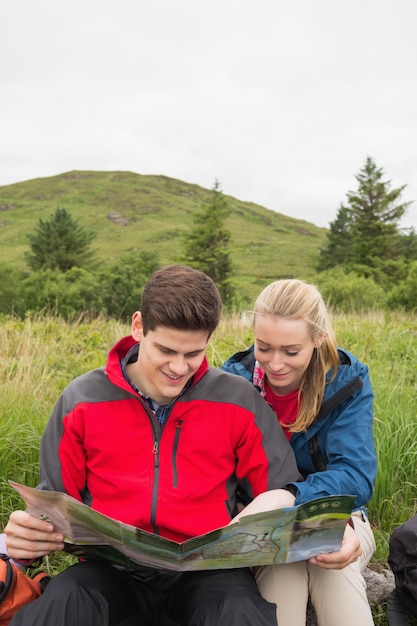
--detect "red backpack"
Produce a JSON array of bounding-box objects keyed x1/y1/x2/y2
[{"x1": 0, "y1": 554, "x2": 50, "y2": 625}]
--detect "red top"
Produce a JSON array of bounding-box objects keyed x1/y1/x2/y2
[{"x1": 264, "y1": 379, "x2": 300, "y2": 441}]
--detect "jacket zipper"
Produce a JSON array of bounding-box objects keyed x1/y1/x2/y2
[
  {"x1": 134, "y1": 378, "x2": 197, "y2": 532},
  {"x1": 172, "y1": 420, "x2": 184, "y2": 487},
  {"x1": 152, "y1": 440, "x2": 159, "y2": 467},
  {"x1": 134, "y1": 395, "x2": 162, "y2": 534},
  {"x1": 149, "y1": 415, "x2": 161, "y2": 533}
]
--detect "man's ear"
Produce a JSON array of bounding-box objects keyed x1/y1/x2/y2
[{"x1": 131, "y1": 311, "x2": 143, "y2": 341}]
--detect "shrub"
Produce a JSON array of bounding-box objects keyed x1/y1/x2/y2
[{"x1": 315, "y1": 268, "x2": 387, "y2": 312}]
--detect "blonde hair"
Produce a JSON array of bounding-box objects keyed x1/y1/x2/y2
[{"x1": 253, "y1": 279, "x2": 339, "y2": 432}]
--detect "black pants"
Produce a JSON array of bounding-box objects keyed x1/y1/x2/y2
[
  {"x1": 10, "y1": 561, "x2": 277, "y2": 626},
  {"x1": 387, "y1": 587, "x2": 417, "y2": 626}
]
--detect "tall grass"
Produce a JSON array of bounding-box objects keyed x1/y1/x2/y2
[
  {"x1": 1, "y1": 311, "x2": 416, "y2": 586},
  {"x1": 0, "y1": 315, "x2": 127, "y2": 518}
]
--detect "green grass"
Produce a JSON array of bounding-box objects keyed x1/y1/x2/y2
[
  {"x1": 0, "y1": 171, "x2": 327, "y2": 304},
  {"x1": 1, "y1": 312, "x2": 416, "y2": 623}
]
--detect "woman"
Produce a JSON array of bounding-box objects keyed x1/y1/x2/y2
[{"x1": 222, "y1": 279, "x2": 377, "y2": 626}]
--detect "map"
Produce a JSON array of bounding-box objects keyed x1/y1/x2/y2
[{"x1": 10, "y1": 481, "x2": 354, "y2": 572}]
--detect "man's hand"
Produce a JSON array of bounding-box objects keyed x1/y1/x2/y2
[
  {"x1": 309, "y1": 521, "x2": 362, "y2": 570},
  {"x1": 4, "y1": 510, "x2": 65, "y2": 560}
]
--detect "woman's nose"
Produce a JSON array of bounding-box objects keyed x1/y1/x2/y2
[{"x1": 269, "y1": 353, "x2": 284, "y2": 371}]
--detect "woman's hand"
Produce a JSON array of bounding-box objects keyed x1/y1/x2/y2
[
  {"x1": 4, "y1": 510, "x2": 65, "y2": 560},
  {"x1": 309, "y1": 521, "x2": 362, "y2": 569},
  {"x1": 230, "y1": 488, "x2": 296, "y2": 525}
]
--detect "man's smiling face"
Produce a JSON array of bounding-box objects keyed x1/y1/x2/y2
[{"x1": 129, "y1": 312, "x2": 209, "y2": 405}]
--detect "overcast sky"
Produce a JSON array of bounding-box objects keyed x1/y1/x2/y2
[{"x1": 1, "y1": 0, "x2": 416, "y2": 229}]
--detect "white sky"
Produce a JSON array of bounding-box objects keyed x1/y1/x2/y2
[{"x1": 1, "y1": 0, "x2": 416, "y2": 229}]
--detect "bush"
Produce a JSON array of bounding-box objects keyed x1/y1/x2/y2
[
  {"x1": 387, "y1": 261, "x2": 417, "y2": 310},
  {"x1": 315, "y1": 268, "x2": 387, "y2": 312},
  {"x1": 22, "y1": 268, "x2": 100, "y2": 319},
  {"x1": 0, "y1": 263, "x2": 28, "y2": 316},
  {"x1": 96, "y1": 250, "x2": 159, "y2": 321}
]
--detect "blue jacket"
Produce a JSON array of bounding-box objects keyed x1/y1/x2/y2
[{"x1": 221, "y1": 346, "x2": 377, "y2": 512}]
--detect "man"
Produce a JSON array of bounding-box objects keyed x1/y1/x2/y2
[{"x1": 5, "y1": 264, "x2": 302, "y2": 626}]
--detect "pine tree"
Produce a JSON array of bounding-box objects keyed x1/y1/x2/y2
[
  {"x1": 318, "y1": 157, "x2": 412, "y2": 276},
  {"x1": 26, "y1": 207, "x2": 96, "y2": 272},
  {"x1": 317, "y1": 204, "x2": 354, "y2": 270},
  {"x1": 183, "y1": 181, "x2": 234, "y2": 306},
  {"x1": 347, "y1": 156, "x2": 411, "y2": 266}
]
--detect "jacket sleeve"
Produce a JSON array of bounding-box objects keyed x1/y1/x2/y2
[
  {"x1": 291, "y1": 363, "x2": 377, "y2": 510},
  {"x1": 37, "y1": 371, "x2": 105, "y2": 500},
  {"x1": 235, "y1": 382, "x2": 304, "y2": 499},
  {"x1": 38, "y1": 389, "x2": 85, "y2": 499}
]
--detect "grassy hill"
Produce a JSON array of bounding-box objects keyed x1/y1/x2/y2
[{"x1": 0, "y1": 170, "x2": 327, "y2": 303}]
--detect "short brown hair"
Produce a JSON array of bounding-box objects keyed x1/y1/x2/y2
[{"x1": 141, "y1": 265, "x2": 222, "y2": 337}]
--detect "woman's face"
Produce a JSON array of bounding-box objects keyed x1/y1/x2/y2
[{"x1": 254, "y1": 315, "x2": 322, "y2": 396}]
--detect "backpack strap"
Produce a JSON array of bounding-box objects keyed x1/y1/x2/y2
[
  {"x1": 308, "y1": 352, "x2": 363, "y2": 472},
  {"x1": 0, "y1": 554, "x2": 14, "y2": 603},
  {"x1": 308, "y1": 436, "x2": 327, "y2": 473}
]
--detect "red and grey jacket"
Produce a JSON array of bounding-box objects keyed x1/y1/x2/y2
[{"x1": 38, "y1": 335, "x2": 302, "y2": 543}]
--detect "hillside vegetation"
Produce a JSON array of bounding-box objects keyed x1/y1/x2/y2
[{"x1": 0, "y1": 171, "x2": 327, "y2": 303}]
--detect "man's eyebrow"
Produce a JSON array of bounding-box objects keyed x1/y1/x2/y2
[
  {"x1": 154, "y1": 343, "x2": 205, "y2": 354},
  {"x1": 154, "y1": 343, "x2": 175, "y2": 352}
]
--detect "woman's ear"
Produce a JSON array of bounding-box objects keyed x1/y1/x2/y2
[
  {"x1": 315, "y1": 333, "x2": 326, "y2": 349},
  {"x1": 131, "y1": 311, "x2": 143, "y2": 342}
]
